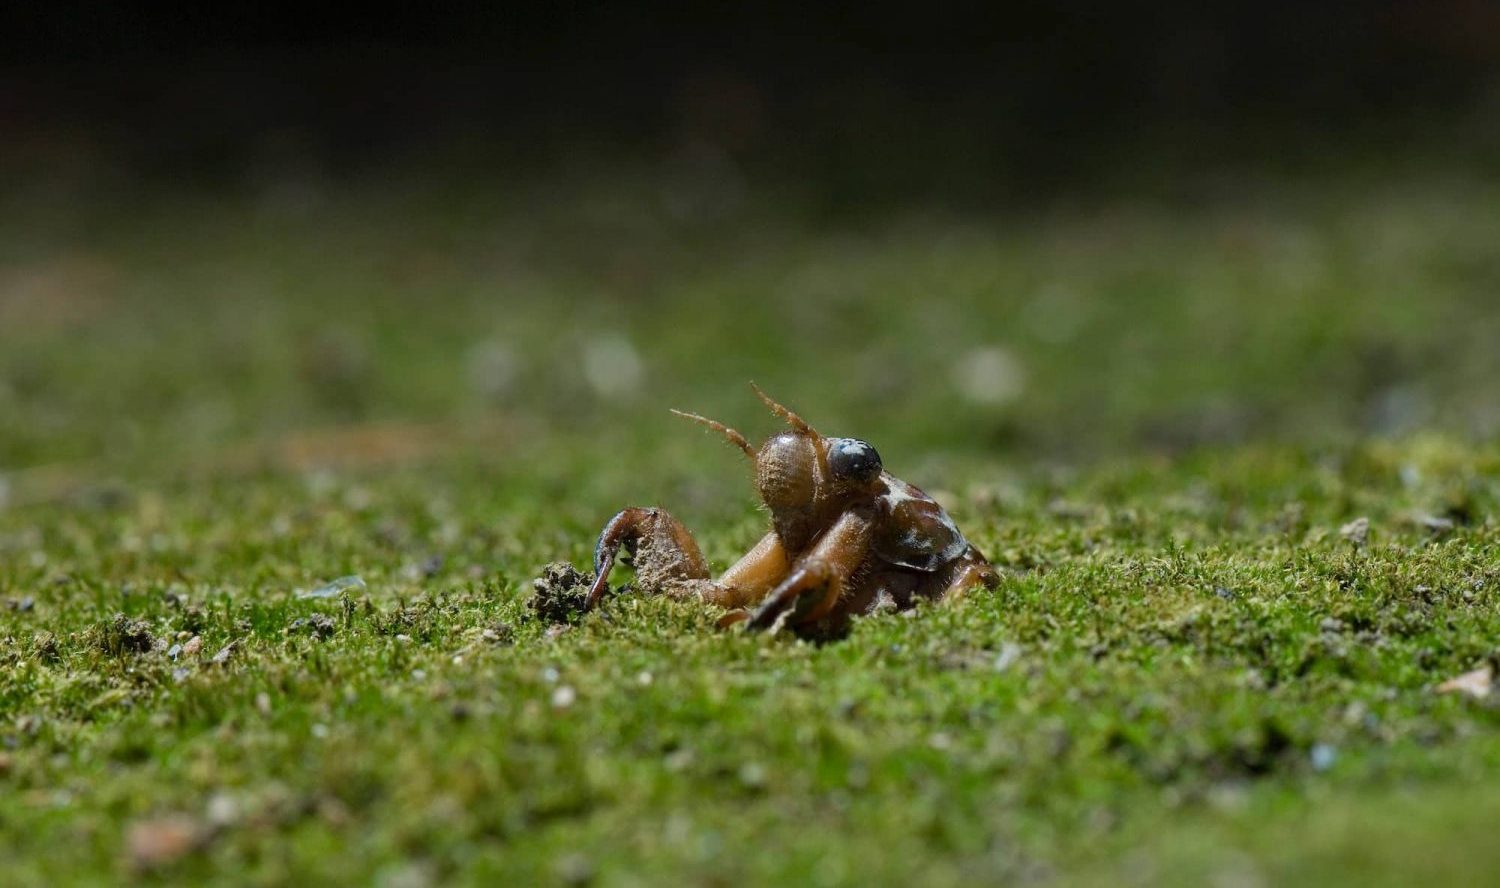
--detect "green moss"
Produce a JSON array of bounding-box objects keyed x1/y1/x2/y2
[
  {"x1": 2, "y1": 439, "x2": 1497, "y2": 885},
  {"x1": 2, "y1": 162, "x2": 1500, "y2": 884}
]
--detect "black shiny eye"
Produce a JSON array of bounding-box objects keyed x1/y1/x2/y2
[{"x1": 828, "y1": 438, "x2": 882, "y2": 482}]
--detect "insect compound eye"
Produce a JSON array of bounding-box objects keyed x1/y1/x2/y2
[{"x1": 828, "y1": 438, "x2": 882, "y2": 482}]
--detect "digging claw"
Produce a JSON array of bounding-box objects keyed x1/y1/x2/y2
[{"x1": 585, "y1": 507, "x2": 711, "y2": 611}]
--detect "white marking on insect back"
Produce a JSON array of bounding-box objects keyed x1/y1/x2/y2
[{"x1": 875, "y1": 475, "x2": 969, "y2": 570}]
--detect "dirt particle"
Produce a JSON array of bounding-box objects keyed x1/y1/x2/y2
[
  {"x1": 205, "y1": 793, "x2": 240, "y2": 828},
  {"x1": 209, "y1": 641, "x2": 237, "y2": 666},
  {"x1": 126, "y1": 816, "x2": 203, "y2": 870},
  {"x1": 1436, "y1": 664, "x2": 1494, "y2": 699},
  {"x1": 94, "y1": 614, "x2": 155, "y2": 656},
  {"x1": 327, "y1": 605, "x2": 358, "y2": 634},
  {"x1": 1416, "y1": 514, "x2": 1456, "y2": 537},
  {"x1": 992, "y1": 642, "x2": 1024, "y2": 672},
  {"x1": 317, "y1": 796, "x2": 351, "y2": 828},
  {"x1": 555, "y1": 852, "x2": 596, "y2": 887},
  {"x1": 529, "y1": 562, "x2": 595, "y2": 624},
  {"x1": 374, "y1": 861, "x2": 434, "y2": 888},
  {"x1": 481, "y1": 622, "x2": 514, "y2": 645},
  {"x1": 738, "y1": 761, "x2": 768, "y2": 788},
  {"x1": 30, "y1": 631, "x2": 59, "y2": 662},
  {"x1": 288, "y1": 613, "x2": 337, "y2": 640}
]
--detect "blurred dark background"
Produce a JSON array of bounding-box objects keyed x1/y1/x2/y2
[
  {"x1": 3, "y1": 3, "x2": 1500, "y2": 488},
  {"x1": 6, "y1": 2, "x2": 1499, "y2": 202}
]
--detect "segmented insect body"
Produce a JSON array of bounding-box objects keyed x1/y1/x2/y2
[{"x1": 586, "y1": 386, "x2": 998, "y2": 635}]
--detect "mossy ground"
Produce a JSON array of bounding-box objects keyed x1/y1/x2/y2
[{"x1": 2, "y1": 161, "x2": 1499, "y2": 885}]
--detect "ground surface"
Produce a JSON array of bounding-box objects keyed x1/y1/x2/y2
[{"x1": 3, "y1": 160, "x2": 1500, "y2": 885}]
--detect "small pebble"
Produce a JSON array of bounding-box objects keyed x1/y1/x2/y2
[
  {"x1": 298, "y1": 575, "x2": 366, "y2": 600},
  {"x1": 1418, "y1": 514, "x2": 1455, "y2": 536},
  {"x1": 555, "y1": 852, "x2": 596, "y2": 887},
  {"x1": 205, "y1": 793, "x2": 239, "y2": 827},
  {"x1": 992, "y1": 642, "x2": 1023, "y2": 672},
  {"x1": 551, "y1": 686, "x2": 577, "y2": 709},
  {"x1": 126, "y1": 816, "x2": 201, "y2": 869},
  {"x1": 738, "y1": 761, "x2": 768, "y2": 788},
  {"x1": 1436, "y1": 665, "x2": 1494, "y2": 699}
]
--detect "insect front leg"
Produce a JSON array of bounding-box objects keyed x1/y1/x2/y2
[
  {"x1": 747, "y1": 508, "x2": 875, "y2": 633},
  {"x1": 586, "y1": 508, "x2": 713, "y2": 608},
  {"x1": 699, "y1": 531, "x2": 792, "y2": 626},
  {"x1": 587, "y1": 510, "x2": 795, "y2": 617}
]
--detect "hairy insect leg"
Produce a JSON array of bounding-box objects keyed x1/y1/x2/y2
[
  {"x1": 708, "y1": 532, "x2": 790, "y2": 609},
  {"x1": 746, "y1": 509, "x2": 874, "y2": 633},
  {"x1": 935, "y1": 550, "x2": 1001, "y2": 604},
  {"x1": 586, "y1": 507, "x2": 711, "y2": 608},
  {"x1": 587, "y1": 510, "x2": 798, "y2": 617},
  {"x1": 746, "y1": 562, "x2": 842, "y2": 631}
]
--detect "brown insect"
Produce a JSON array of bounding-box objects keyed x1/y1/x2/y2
[{"x1": 585, "y1": 385, "x2": 999, "y2": 636}]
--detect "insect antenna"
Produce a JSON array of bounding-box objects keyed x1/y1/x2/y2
[
  {"x1": 749, "y1": 382, "x2": 817, "y2": 436},
  {"x1": 669, "y1": 409, "x2": 758, "y2": 461}
]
